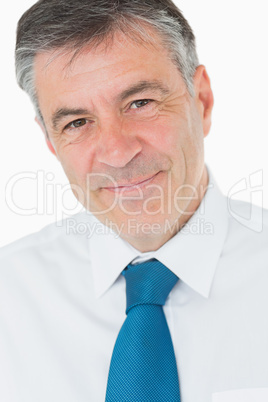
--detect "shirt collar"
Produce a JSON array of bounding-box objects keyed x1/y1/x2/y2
[
  {"x1": 88, "y1": 165, "x2": 229, "y2": 299},
  {"x1": 88, "y1": 217, "x2": 138, "y2": 298}
]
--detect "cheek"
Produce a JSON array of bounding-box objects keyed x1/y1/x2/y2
[
  {"x1": 142, "y1": 118, "x2": 185, "y2": 159},
  {"x1": 57, "y1": 143, "x2": 96, "y2": 184}
]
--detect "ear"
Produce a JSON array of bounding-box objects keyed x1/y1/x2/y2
[
  {"x1": 35, "y1": 116, "x2": 57, "y2": 157},
  {"x1": 193, "y1": 65, "x2": 214, "y2": 137}
]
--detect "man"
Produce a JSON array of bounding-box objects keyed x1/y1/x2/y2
[{"x1": 0, "y1": 0, "x2": 267, "y2": 401}]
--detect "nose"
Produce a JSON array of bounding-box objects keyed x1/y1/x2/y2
[{"x1": 96, "y1": 120, "x2": 142, "y2": 168}]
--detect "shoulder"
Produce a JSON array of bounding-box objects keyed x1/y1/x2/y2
[
  {"x1": 226, "y1": 197, "x2": 268, "y2": 237},
  {"x1": 0, "y1": 212, "x2": 93, "y2": 267},
  {"x1": 0, "y1": 213, "x2": 97, "y2": 334},
  {"x1": 223, "y1": 197, "x2": 268, "y2": 263}
]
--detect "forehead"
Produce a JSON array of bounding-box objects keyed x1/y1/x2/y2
[
  {"x1": 35, "y1": 31, "x2": 172, "y2": 78},
  {"x1": 34, "y1": 31, "x2": 185, "y2": 114}
]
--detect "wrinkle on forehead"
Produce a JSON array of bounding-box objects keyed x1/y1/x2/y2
[
  {"x1": 35, "y1": 36, "x2": 172, "y2": 97},
  {"x1": 35, "y1": 25, "x2": 168, "y2": 79}
]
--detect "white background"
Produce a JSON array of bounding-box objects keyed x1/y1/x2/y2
[{"x1": 0, "y1": 0, "x2": 267, "y2": 247}]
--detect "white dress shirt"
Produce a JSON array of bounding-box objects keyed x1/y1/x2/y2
[{"x1": 0, "y1": 165, "x2": 268, "y2": 402}]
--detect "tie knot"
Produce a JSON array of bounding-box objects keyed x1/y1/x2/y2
[{"x1": 122, "y1": 259, "x2": 178, "y2": 314}]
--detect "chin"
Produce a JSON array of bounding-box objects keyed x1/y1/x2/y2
[{"x1": 116, "y1": 213, "x2": 177, "y2": 239}]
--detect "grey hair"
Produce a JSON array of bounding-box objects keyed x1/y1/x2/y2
[{"x1": 15, "y1": 0, "x2": 199, "y2": 121}]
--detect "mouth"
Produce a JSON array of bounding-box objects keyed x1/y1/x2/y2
[{"x1": 102, "y1": 171, "x2": 161, "y2": 193}]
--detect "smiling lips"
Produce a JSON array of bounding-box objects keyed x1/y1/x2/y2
[{"x1": 102, "y1": 172, "x2": 160, "y2": 192}]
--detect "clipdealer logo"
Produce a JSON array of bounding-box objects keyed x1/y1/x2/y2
[
  {"x1": 227, "y1": 170, "x2": 263, "y2": 232},
  {"x1": 5, "y1": 169, "x2": 265, "y2": 233}
]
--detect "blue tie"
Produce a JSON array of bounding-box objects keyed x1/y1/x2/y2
[{"x1": 105, "y1": 258, "x2": 181, "y2": 401}]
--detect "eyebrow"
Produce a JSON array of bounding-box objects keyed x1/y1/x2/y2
[
  {"x1": 116, "y1": 79, "x2": 170, "y2": 102},
  {"x1": 51, "y1": 80, "x2": 170, "y2": 130},
  {"x1": 52, "y1": 108, "x2": 89, "y2": 131}
]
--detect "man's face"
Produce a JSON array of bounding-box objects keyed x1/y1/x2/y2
[{"x1": 34, "y1": 31, "x2": 213, "y2": 250}]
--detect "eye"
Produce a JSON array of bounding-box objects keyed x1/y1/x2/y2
[
  {"x1": 65, "y1": 118, "x2": 87, "y2": 129},
  {"x1": 129, "y1": 99, "x2": 152, "y2": 109}
]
